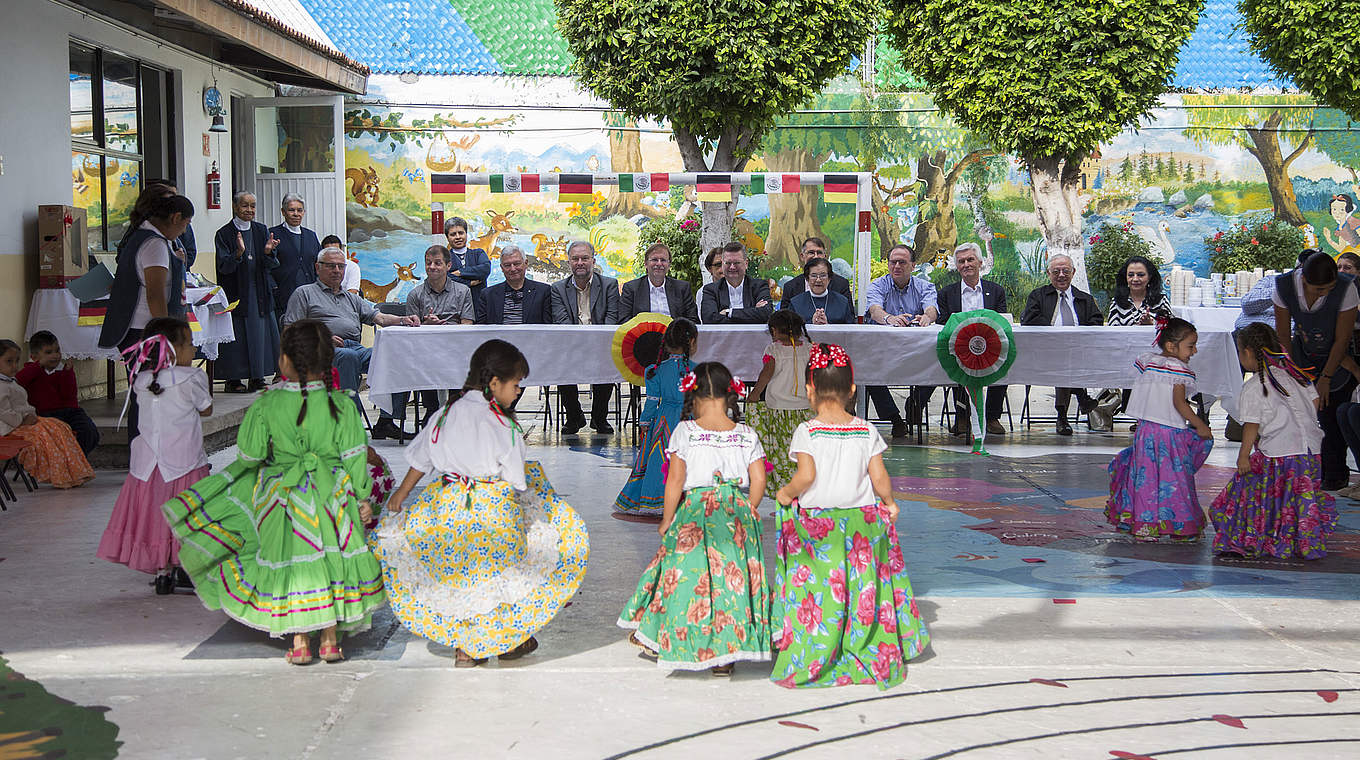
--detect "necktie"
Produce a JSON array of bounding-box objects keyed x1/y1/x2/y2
[{"x1": 1059, "y1": 294, "x2": 1076, "y2": 326}]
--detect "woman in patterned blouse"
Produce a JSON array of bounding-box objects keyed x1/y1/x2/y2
[{"x1": 1107, "y1": 255, "x2": 1173, "y2": 326}]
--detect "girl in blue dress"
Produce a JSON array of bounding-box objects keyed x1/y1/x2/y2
[{"x1": 613, "y1": 318, "x2": 698, "y2": 520}]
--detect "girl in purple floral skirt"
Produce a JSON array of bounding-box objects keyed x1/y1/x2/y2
[
  {"x1": 1106, "y1": 318, "x2": 1214, "y2": 542},
  {"x1": 1210, "y1": 323, "x2": 1337, "y2": 559}
]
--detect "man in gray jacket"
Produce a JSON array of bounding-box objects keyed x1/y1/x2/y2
[{"x1": 550, "y1": 241, "x2": 620, "y2": 434}]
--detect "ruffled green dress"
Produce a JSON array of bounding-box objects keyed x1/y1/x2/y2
[{"x1": 162, "y1": 381, "x2": 387, "y2": 636}]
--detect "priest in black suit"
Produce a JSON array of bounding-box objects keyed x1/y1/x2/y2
[
  {"x1": 778, "y1": 236, "x2": 852, "y2": 309},
  {"x1": 1020, "y1": 253, "x2": 1104, "y2": 435},
  {"x1": 620, "y1": 243, "x2": 700, "y2": 322},
  {"x1": 700, "y1": 242, "x2": 773, "y2": 324},
  {"x1": 937, "y1": 243, "x2": 1010, "y2": 435},
  {"x1": 269, "y1": 193, "x2": 321, "y2": 315}
]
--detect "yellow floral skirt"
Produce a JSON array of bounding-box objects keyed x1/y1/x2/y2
[{"x1": 369, "y1": 461, "x2": 589, "y2": 658}]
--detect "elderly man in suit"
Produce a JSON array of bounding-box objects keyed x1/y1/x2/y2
[
  {"x1": 268, "y1": 193, "x2": 321, "y2": 317},
  {"x1": 1020, "y1": 253, "x2": 1103, "y2": 435},
  {"x1": 937, "y1": 243, "x2": 1010, "y2": 435},
  {"x1": 551, "y1": 241, "x2": 621, "y2": 434},
  {"x1": 701, "y1": 241, "x2": 773, "y2": 324},
  {"x1": 477, "y1": 245, "x2": 552, "y2": 325},
  {"x1": 779, "y1": 236, "x2": 853, "y2": 310},
  {"x1": 620, "y1": 242, "x2": 700, "y2": 321}
]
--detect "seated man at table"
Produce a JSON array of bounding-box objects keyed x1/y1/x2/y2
[
  {"x1": 550, "y1": 241, "x2": 620, "y2": 434},
  {"x1": 779, "y1": 236, "x2": 852, "y2": 310},
  {"x1": 1020, "y1": 253, "x2": 1103, "y2": 436},
  {"x1": 700, "y1": 242, "x2": 773, "y2": 325},
  {"x1": 282, "y1": 247, "x2": 418, "y2": 439},
  {"x1": 390, "y1": 244, "x2": 475, "y2": 430},
  {"x1": 477, "y1": 245, "x2": 552, "y2": 325},
  {"x1": 937, "y1": 243, "x2": 1009, "y2": 436},
  {"x1": 620, "y1": 242, "x2": 700, "y2": 322},
  {"x1": 865, "y1": 243, "x2": 939, "y2": 439}
]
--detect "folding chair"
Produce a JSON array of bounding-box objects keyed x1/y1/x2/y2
[{"x1": 0, "y1": 436, "x2": 37, "y2": 509}]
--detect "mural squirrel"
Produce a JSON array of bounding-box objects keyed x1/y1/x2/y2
[{"x1": 345, "y1": 166, "x2": 380, "y2": 207}]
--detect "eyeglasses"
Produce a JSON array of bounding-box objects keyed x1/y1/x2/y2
[
  {"x1": 1049, "y1": 268, "x2": 1074, "y2": 276},
  {"x1": 807, "y1": 272, "x2": 830, "y2": 280},
  {"x1": 318, "y1": 262, "x2": 346, "y2": 270}
]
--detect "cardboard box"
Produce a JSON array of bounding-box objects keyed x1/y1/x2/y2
[{"x1": 37, "y1": 205, "x2": 90, "y2": 288}]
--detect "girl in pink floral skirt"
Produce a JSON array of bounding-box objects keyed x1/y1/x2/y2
[{"x1": 1210, "y1": 324, "x2": 1337, "y2": 558}]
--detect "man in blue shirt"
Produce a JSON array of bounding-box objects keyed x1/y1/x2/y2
[{"x1": 865, "y1": 244, "x2": 939, "y2": 438}]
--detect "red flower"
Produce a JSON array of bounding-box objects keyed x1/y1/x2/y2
[
  {"x1": 674, "y1": 627, "x2": 688, "y2": 641},
  {"x1": 849, "y1": 532, "x2": 873, "y2": 572},
  {"x1": 801, "y1": 515, "x2": 835, "y2": 541},
  {"x1": 860, "y1": 504, "x2": 879, "y2": 523},
  {"x1": 746, "y1": 558, "x2": 765, "y2": 591},
  {"x1": 1214, "y1": 231, "x2": 1224, "y2": 240},
  {"x1": 828, "y1": 568, "x2": 847, "y2": 602},
  {"x1": 797, "y1": 594, "x2": 823, "y2": 631},
  {"x1": 661, "y1": 568, "x2": 682, "y2": 597},
  {"x1": 777, "y1": 616, "x2": 794, "y2": 650},
  {"x1": 878, "y1": 601, "x2": 898, "y2": 633},
  {"x1": 696, "y1": 648, "x2": 716, "y2": 662},
  {"x1": 675, "y1": 523, "x2": 704, "y2": 553},
  {"x1": 808, "y1": 659, "x2": 823, "y2": 680},
  {"x1": 835, "y1": 675, "x2": 853, "y2": 686},
  {"x1": 686, "y1": 596, "x2": 712, "y2": 626},
  {"x1": 724, "y1": 561, "x2": 745, "y2": 592},
  {"x1": 658, "y1": 630, "x2": 671, "y2": 652},
  {"x1": 792, "y1": 564, "x2": 812, "y2": 587},
  {"x1": 1251, "y1": 238, "x2": 1260, "y2": 245},
  {"x1": 856, "y1": 588, "x2": 877, "y2": 625},
  {"x1": 1215, "y1": 246, "x2": 1223, "y2": 252}
]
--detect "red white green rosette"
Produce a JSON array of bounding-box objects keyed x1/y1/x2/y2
[{"x1": 935, "y1": 309, "x2": 1017, "y2": 454}]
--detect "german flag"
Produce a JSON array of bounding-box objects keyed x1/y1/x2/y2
[
  {"x1": 823, "y1": 174, "x2": 857, "y2": 204},
  {"x1": 430, "y1": 173, "x2": 466, "y2": 203},
  {"x1": 696, "y1": 174, "x2": 732, "y2": 202},
  {"x1": 559, "y1": 173, "x2": 594, "y2": 204},
  {"x1": 77, "y1": 301, "x2": 107, "y2": 327}
]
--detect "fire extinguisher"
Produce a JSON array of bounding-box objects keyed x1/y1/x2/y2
[
  {"x1": 431, "y1": 203, "x2": 444, "y2": 236},
  {"x1": 206, "y1": 162, "x2": 221, "y2": 210}
]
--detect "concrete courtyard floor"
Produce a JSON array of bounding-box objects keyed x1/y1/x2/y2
[{"x1": 1, "y1": 411, "x2": 1358, "y2": 759}]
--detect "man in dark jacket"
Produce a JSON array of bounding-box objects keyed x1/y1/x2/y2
[
  {"x1": 1020, "y1": 253, "x2": 1103, "y2": 435},
  {"x1": 269, "y1": 193, "x2": 321, "y2": 316},
  {"x1": 550, "y1": 241, "x2": 620, "y2": 434},
  {"x1": 476, "y1": 245, "x2": 552, "y2": 325},
  {"x1": 619, "y1": 242, "x2": 699, "y2": 322},
  {"x1": 937, "y1": 243, "x2": 1009, "y2": 435},
  {"x1": 700, "y1": 242, "x2": 773, "y2": 324}
]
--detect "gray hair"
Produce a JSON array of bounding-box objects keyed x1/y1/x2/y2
[
  {"x1": 1047, "y1": 253, "x2": 1074, "y2": 272},
  {"x1": 232, "y1": 191, "x2": 255, "y2": 207},
  {"x1": 499, "y1": 244, "x2": 525, "y2": 262},
  {"x1": 567, "y1": 241, "x2": 595, "y2": 258},
  {"x1": 954, "y1": 242, "x2": 983, "y2": 259},
  {"x1": 444, "y1": 216, "x2": 468, "y2": 235},
  {"x1": 318, "y1": 246, "x2": 346, "y2": 261},
  {"x1": 281, "y1": 193, "x2": 305, "y2": 209}
]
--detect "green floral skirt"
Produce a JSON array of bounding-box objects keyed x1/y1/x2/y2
[
  {"x1": 747, "y1": 402, "x2": 812, "y2": 493},
  {"x1": 618, "y1": 479, "x2": 772, "y2": 670},
  {"x1": 770, "y1": 502, "x2": 930, "y2": 689}
]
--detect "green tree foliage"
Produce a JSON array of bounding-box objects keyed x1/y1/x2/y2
[
  {"x1": 1240, "y1": 0, "x2": 1360, "y2": 121},
  {"x1": 1182, "y1": 93, "x2": 1315, "y2": 225},
  {"x1": 555, "y1": 0, "x2": 880, "y2": 250},
  {"x1": 1119, "y1": 155, "x2": 1134, "y2": 182},
  {"x1": 885, "y1": 0, "x2": 1203, "y2": 287},
  {"x1": 1313, "y1": 109, "x2": 1360, "y2": 182}
]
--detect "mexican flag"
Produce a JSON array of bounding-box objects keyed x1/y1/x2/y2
[
  {"x1": 748, "y1": 173, "x2": 801, "y2": 194},
  {"x1": 490, "y1": 174, "x2": 541, "y2": 193}
]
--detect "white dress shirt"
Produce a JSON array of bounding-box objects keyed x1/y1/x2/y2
[
  {"x1": 961, "y1": 280, "x2": 985, "y2": 312},
  {"x1": 727, "y1": 281, "x2": 745, "y2": 310},
  {"x1": 648, "y1": 279, "x2": 670, "y2": 317},
  {"x1": 1050, "y1": 288, "x2": 1076, "y2": 326}
]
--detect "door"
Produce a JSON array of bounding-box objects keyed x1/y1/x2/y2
[{"x1": 241, "y1": 95, "x2": 346, "y2": 240}]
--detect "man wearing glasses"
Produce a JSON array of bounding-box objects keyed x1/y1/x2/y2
[
  {"x1": 620, "y1": 243, "x2": 700, "y2": 322},
  {"x1": 864, "y1": 244, "x2": 939, "y2": 438},
  {"x1": 476, "y1": 246, "x2": 552, "y2": 325},
  {"x1": 1020, "y1": 253, "x2": 1103, "y2": 435}
]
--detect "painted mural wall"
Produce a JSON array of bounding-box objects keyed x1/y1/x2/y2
[{"x1": 341, "y1": 75, "x2": 1360, "y2": 310}]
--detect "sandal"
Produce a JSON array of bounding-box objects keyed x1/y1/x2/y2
[
  {"x1": 710, "y1": 664, "x2": 734, "y2": 677},
  {"x1": 498, "y1": 636, "x2": 539, "y2": 660},
  {"x1": 628, "y1": 632, "x2": 658, "y2": 659},
  {"x1": 454, "y1": 649, "x2": 487, "y2": 668},
  {"x1": 318, "y1": 644, "x2": 344, "y2": 663},
  {"x1": 285, "y1": 645, "x2": 313, "y2": 665}
]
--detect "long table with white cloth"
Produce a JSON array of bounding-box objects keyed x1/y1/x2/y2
[{"x1": 368, "y1": 324, "x2": 1242, "y2": 417}]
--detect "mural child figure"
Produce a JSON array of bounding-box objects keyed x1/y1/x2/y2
[
  {"x1": 1106, "y1": 318, "x2": 1214, "y2": 542},
  {"x1": 746, "y1": 310, "x2": 814, "y2": 495},
  {"x1": 370, "y1": 340, "x2": 588, "y2": 668},
  {"x1": 1210, "y1": 323, "x2": 1337, "y2": 559},
  {"x1": 619, "y1": 362, "x2": 771, "y2": 676},
  {"x1": 613, "y1": 318, "x2": 698, "y2": 519},
  {"x1": 1323, "y1": 193, "x2": 1360, "y2": 255},
  {"x1": 770, "y1": 343, "x2": 930, "y2": 689}
]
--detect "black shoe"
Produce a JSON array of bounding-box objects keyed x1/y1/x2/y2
[
  {"x1": 1056, "y1": 420, "x2": 1074, "y2": 436},
  {"x1": 173, "y1": 567, "x2": 194, "y2": 590},
  {"x1": 592, "y1": 419, "x2": 615, "y2": 435},
  {"x1": 1077, "y1": 395, "x2": 1097, "y2": 415},
  {"x1": 890, "y1": 420, "x2": 909, "y2": 440},
  {"x1": 562, "y1": 417, "x2": 586, "y2": 435},
  {"x1": 248, "y1": 378, "x2": 267, "y2": 392},
  {"x1": 154, "y1": 574, "x2": 174, "y2": 595},
  {"x1": 224, "y1": 381, "x2": 249, "y2": 393},
  {"x1": 371, "y1": 419, "x2": 405, "y2": 440},
  {"x1": 1321, "y1": 479, "x2": 1349, "y2": 492}
]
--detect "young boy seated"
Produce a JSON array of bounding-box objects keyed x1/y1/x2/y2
[{"x1": 16, "y1": 331, "x2": 100, "y2": 454}]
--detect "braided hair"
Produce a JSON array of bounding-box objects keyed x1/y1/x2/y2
[
  {"x1": 680, "y1": 361, "x2": 743, "y2": 422},
  {"x1": 460, "y1": 339, "x2": 530, "y2": 424},
  {"x1": 1236, "y1": 322, "x2": 1314, "y2": 398},
  {"x1": 140, "y1": 317, "x2": 191, "y2": 395},
  {"x1": 650, "y1": 317, "x2": 698, "y2": 379},
  {"x1": 767, "y1": 309, "x2": 810, "y2": 345},
  {"x1": 280, "y1": 319, "x2": 340, "y2": 425}
]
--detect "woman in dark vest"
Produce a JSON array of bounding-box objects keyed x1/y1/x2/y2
[
  {"x1": 214, "y1": 191, "x2": 281, "y2": 392},
  {"x1": 98, "y1": 192, "x2": 194, "y2": 439},
  {"x1": 1274, "y1": 250, "x2": 1358, "y2": 490}
]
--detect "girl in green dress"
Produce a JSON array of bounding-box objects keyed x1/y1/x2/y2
[
  {"x1": 771, "y1": 343, "x2": 930, "y2": 688},
  {"x1": 163, "y1": 320, "x2": 386, "y2": 665},
  {"x1": 619, "y1": 362, "x2": 771, "y2": 676},
  {"x1": 747, "y1": 310, "x2": 813, "y2": 494}
]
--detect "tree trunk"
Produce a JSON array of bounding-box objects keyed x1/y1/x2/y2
[
  {"x1": 869, "y1": 177, "x2": 901, "y2": 258},
  {"x1": 1026, "y1": 154, "x2": 1089, "y2": 290},
  {"x1": 674, "y1": 125, "x2": 754, "y2": 257},
  {"x1": 602, "y1": 120, "x2": 665, "y2": 219},
  {"x1": 913, "y1": 149, "x2": 997, "y2": 269},
  {"x1": 1244, "y1": 110, "x2": 1311, "y2": 227},
  {"x1": 764, "y1": 148, "x2": 830, "y2": 268}
]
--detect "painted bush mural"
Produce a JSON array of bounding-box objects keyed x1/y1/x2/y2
[{"x1": 341, "y1": 76, "x2": 1360, "y2": 308}]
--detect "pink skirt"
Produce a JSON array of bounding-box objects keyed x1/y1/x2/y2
[{"x1": 97, "y1": 465, "x2": 210, "y2": 574}]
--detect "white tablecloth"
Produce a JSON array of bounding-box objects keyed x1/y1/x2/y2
[
  {"x1": 368, "y1": 324, "x2": 1242, "y2": 416},
  {"x1": 24, "y1": 287, "x2": 237, "y2": 360},
  {"x1": 1173, "y1": 305, "x2": 1242, "y2": 333}
]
